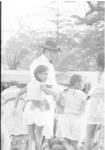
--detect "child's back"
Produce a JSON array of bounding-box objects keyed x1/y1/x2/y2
[{"x1": 63, "y1": 89, "x2": 86, "y2": 116}]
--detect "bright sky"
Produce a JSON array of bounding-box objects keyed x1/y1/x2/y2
[{"x1": 2, "y1": 0, "x2": 89, "y2": 46}]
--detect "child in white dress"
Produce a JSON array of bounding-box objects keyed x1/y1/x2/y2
[
  {"x1": 14, "y1": 65, "x2": 57, "y2": 150},
  {"x1": 56, "y1": 74, "x2": 87, "y2": 150}
]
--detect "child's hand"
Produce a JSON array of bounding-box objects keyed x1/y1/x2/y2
[{"x1": 40, "y1": 84, "x2": 58, "y2": 97}]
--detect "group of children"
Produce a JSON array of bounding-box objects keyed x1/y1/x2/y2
[{"x1": 1, "y1": 51, "x2": 104, "y2": 150}]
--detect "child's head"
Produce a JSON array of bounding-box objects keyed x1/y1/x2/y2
[
  {"x1": 69, "y1": 74, "x2": 83, "y2": 90},
  {"x1": 34, "y1": 65, "x2": 49, "y2": 82},
  {"x1": 96, "y1": 51, "x2": 104, "y2": 72}
]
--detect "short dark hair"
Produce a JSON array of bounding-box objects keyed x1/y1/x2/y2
[
  {"x1": 69, "y1": 74, "x2": 82, "y2": 87},
  {"x1": 34, "y1": 65, "x2": 48, "y2": 81},
  {"x1": 96, "y1": 51, "x2": 104, "y2": 70}
]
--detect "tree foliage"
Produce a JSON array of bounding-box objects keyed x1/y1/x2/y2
[
  {"x1": 72, "y1": 1, "x2": 105, "y2": 25},
  {"x1": 4, "y1": 30, "x2": 42, "y2": 69},
  {"x1": 56, "y1": 1, "x2": 105, "y2": 71}
]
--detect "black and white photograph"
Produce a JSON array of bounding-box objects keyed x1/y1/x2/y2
[{"x1": 1, "y1": 0, "x2": 105, "y2": 150}]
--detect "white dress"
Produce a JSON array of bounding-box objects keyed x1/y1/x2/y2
[
  {"x1": 56, "y1": 89, "x2": 86, "y2": 141},
  {"x1": 23, "y1": 80, "x2": 51, "y2": 126}
]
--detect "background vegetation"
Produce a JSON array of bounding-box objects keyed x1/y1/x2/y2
[{"x1": 2, "y1": 1, "x2": 105, "y2": 71}]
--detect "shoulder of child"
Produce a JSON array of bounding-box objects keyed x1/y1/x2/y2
[
  {"x1": 27, "y1": 80, "x2": 39, "y2": 87},
  {"x1": 62, "y1": 88, "x2": 74, "y2": 99}
]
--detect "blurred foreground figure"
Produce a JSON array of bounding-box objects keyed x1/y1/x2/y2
[
  {"x1": 85, "y1": 51, "x2": 104, "y2": 150},
  {"x1": 1, "y1": 121, "x2": 11, "y2": 150},
  {"x1": 1, "y1": 82, "x2": 27, "y2": 135},
  {"x1": 1, "y1": 82, "x2": 27, "y2": 150},
  {"x1": 1, "y1": 104, "x2": 10, "y2": 150}
]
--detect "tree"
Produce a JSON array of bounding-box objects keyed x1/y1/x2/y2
[
  {"x1": 4, "y1": 28, "x2": 53, "y2": 70},
  {"x1": 72, "y1": 1, "x2": 105, "y2": 25},
  {"x1": 47, "y1": 1, "x2": 75, "y2": 46},
  {"x1": 4, "y1": 30, "x2": 38, "y2": 69},
  {"x1": 47, "y1": 0, "x2": 65, "y2": 46},
  {"x1": 5, "y1": 36, "x2": 30, "y2": 69},
  {"x1": 57, "y1": 1, "x2": 105, "y2": 71}
]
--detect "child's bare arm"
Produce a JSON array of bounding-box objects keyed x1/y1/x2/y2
[
  {"x1": 40, "y1": 84, "x2": 58, "y2": 97},
  {"x1": 14, "y1": 86, "x2": 27, "y2": 108}
]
